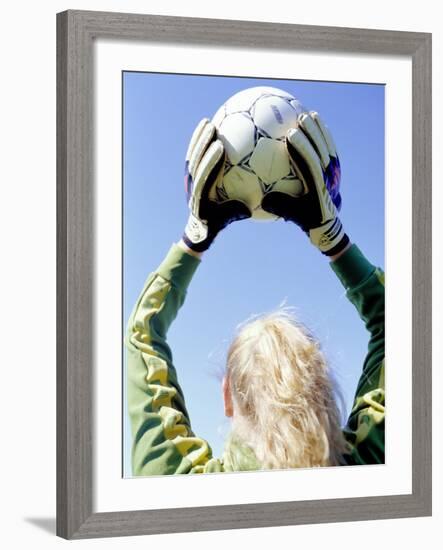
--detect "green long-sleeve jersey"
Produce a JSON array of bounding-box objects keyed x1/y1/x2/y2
[{"x1": 125, "y1": 243, "x2": 385, "y2": 476}]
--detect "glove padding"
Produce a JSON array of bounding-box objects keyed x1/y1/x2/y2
[
  {"x1": 261, "y1": 111, "x2": 349, "y2": 256},
  {"x1": 183, "y1": 118, "x2": 251, "y2": 252}
]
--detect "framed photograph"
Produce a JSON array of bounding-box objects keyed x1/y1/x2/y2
[{"x1": 57, "y1": 10, "x2": 432, "y2": 539}]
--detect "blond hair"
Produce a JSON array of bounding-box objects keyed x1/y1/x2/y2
[{"x1": 225, "y1": 309, "x2": 348, "y2": 470}]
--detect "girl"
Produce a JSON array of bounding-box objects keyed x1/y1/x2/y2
[{"x1": 126, "y1": 113, "x2": 385, "y2": 475}]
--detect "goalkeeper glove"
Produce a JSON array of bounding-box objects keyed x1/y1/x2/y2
[
  {"x1": 182, "y1": 118, "x2": 251, "y2": 252},
  {"x1": 261, "y1": 111, "x2": 349, "y2": 256}
]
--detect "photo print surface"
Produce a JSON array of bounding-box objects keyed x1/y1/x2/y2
[{"x1": 123, "y1": 72, "x2": 385, "y2": 478}]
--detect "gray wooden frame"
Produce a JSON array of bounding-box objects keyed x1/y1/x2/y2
[{"x1": 57, "y1": 9, "x2": 432, "y2": 540}]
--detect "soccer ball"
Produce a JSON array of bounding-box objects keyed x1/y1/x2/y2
[{"x1": 210, "y1": 86, "x2": 306, "y2": 221}]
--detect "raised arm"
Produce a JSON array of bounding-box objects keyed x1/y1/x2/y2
[
  {"x1": 126, "y1": 118, "x2": 251, "y2": 476},
  {"x1": 261, "y1": 111, "x2": 385, "y2": 464},
  {"x1": 126, "y1": 243, "x2": 215, "y2": 475},
  {"x1": 330, "y1": 243, "x2": 385, "y2": 464}
]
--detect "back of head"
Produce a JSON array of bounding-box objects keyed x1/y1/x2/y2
[{"x1": 225, "y1": 309, "x2": 347, "y2": 470}]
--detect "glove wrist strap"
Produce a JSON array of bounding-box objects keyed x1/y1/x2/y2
[
  {"x1": 183, "y1": 214, "x2": 214, "y2": 252},
  {"x1": 309, "y1": 218, "x2": 349, "y2": 256},
  {"x1": 321, "y1": 233, "x2": 350, "y2": 256}
]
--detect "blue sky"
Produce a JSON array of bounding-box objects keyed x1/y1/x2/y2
[{"x1": 123, "y1": 71, "x2": 385, "y2": 477}]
